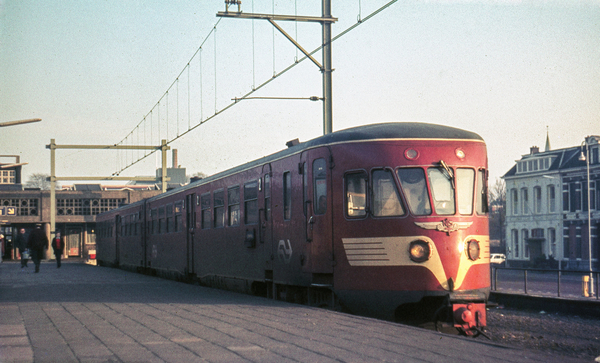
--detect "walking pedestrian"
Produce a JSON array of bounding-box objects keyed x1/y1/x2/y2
[
  {"x1": 51, "y1": 232, "x2": 64, "y2": 268},
  {"x1": 14, "y1": 228, "x2": 29, "y2": 268},
  {"x1": 27, "y1": 225, "x2": 48, "y2": 273}
]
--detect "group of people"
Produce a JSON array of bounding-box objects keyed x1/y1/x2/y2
[{"x1": 13, "y1": 226, "x2": 65, "y2": 273}]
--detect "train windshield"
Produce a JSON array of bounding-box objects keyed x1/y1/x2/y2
[
  {"x1": 398, "y1": 166, "x2": 479, "y2": 216},
  {"x1": 397, "y1": 168, "x2": 432, "y2": 215},
  {"x1": 427, "y1": 168, "x2": 455, "y2": 215}
]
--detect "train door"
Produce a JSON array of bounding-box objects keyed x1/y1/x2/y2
[
  {"x1": 115, "y1": 215, "x2": 121, "y2": 266},
  {"x1": 261, "y1": 164, "x2": 273, "y2": 271},
  {"x1": 302, "y1": 148, "x2": 333, "y2": 274},
  {"x1": 186, "y1": 193, "x2": 196, "y2": 276}
]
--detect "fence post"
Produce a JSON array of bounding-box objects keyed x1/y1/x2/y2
[{"x1": 524, "y1": 270, "x2": 528, "y2": 295}]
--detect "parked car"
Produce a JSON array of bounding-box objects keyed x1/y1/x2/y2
[{"x1": 490, "y1": 254, "x2": 506, "y2": 264}]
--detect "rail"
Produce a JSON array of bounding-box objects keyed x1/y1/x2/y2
[{"x1": 491, "y1": 266, "x2": 599, "y2": 300}]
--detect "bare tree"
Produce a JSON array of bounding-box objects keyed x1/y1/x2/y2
[{"x1": 25, "y1": 173, "x2": 60, "y2": 190}]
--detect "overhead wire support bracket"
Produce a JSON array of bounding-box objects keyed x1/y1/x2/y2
[{"x1": 217, "y1": 1, "x2": 337, "y2": 135}]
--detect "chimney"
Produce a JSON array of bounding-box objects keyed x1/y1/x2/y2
[
  {"x1": 530, "y1": 146, "x2": 539, "y2": 155},
  {"x1": 172, "y1": 149, "x2": 178, "y2": 168}
]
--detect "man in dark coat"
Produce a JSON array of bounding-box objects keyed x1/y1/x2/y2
[
  {"x1": 14, "y1": 228, "x2": 28, "y2": 268},
  {"x1": 51, "y1": 232, "x2": 64, "y2": 268},
  {"x1": 27, "y1": 225, "x2": 48, "y2": 273}
]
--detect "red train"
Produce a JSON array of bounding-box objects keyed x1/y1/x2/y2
[{"x1": 96, "y1": 122, "x2": 490, "y2": 336}]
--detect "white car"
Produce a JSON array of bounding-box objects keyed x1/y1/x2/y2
[{"x1": 490, "y1": 254, "x2": 506, "y2": 264}]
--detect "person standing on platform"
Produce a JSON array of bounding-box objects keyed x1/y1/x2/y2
[
  {"x1": 51, "y1": 232, "x2": 64, "y2": 268},
  {"x1": 15, "y1": 228, "x2": 28, "y2": 269},
  {"x1": 27, "y1": 225, "x2": 48, "y2": 273}
]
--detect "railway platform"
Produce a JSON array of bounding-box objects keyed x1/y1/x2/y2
[{"x1": 0, "y1": 260, "x2": 581, "y2": 363}]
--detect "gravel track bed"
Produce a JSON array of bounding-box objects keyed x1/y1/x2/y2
[{"x1": 486, "y1": 307, "x2": 600, "y2": 361}]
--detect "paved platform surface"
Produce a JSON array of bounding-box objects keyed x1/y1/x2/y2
[{"x1": 0, "y1": 260, "x2": 580, "y2": 363}]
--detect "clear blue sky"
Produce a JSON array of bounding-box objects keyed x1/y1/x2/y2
[{"x1": 1, "y1": 0, "x2": 599, "y2": 185}]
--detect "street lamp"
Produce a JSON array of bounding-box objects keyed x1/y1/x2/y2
[{"x1": 579, "y1": 139, "x2": 594, "y2": 296}]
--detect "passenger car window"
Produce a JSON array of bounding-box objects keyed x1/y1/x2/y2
[
  {"x1": 397, "y1": 168, "x2": 432, "y2": 215},
  {"x1": 228, "y1": 186, "x2": 240, "y2": 226},
  {"x1": 372, "y1": 169, "x2": 404, "y2": 217},
  {"x1": 244, "y1": 181, "x2": 258, "y2": 224},
  {"x1": 345, "y1": 172, "x2": 367, "y2": 217},
  {"x1": 214, "y1": 189, "x2": 224, "y2": 228},
  {"x1": 201, "y1": 193, "x2": 211, "y2": 229}
]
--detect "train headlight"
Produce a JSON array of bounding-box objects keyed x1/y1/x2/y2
[
  {"x1": 466, "y1": 240, "x2": 480, "y2": 261},
  {"x1": 409, "y1": 240, "x2": 431, "y2": 262}
]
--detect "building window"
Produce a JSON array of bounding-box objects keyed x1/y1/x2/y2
[
  {"x1": 511, "y1": 189, "x2": 518, "y2": 215},
  {"x1": 512, "y1": 229, "x2": 519, "y2": 258},
  {"x1": 522, "y1": 229, "x2": 529, "y2": 258},
  {"x1": 569, "y1": 182, "x2": 581, "y2": 212},
  {"x1": 534, "y1": 186, "x2": 542, "y2": 214},
  {"x1": 548, "y1": 228, "x2": 556, "y2": 258},
  {"x1": 521, "y1": 188, "x2": 529, "y2": 215},
  {"x1": 590, "y1": 181, "x2": 596, "y2": 211},
  {"x1": 547, "y1": 185, "x2": 556, "y2": 213},
  {"x1": 228, "y1": 186, "x2": 240, "y2": 227},
  {"x1": 0, "y1": 170, "x2": 15, "y2": 184},
  {"x1": 244, "y1": 180, "x2": 258, "y2": 225}
]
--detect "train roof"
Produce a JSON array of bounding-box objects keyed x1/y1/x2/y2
[{"x1": 105, "y1": 122, "x2": 484, "y2": 208}]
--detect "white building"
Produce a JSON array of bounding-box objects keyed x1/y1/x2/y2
[{"x1": 503, "y1": 135, "x2": 599, "y2": 270}]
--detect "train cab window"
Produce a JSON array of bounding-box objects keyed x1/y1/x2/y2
[
  {"x1": 476, "y1": 169, "x2": 489, "y2": 215},
  {"x1": 214, "y1": 189, "x2": 225, "y2": 228},
  {"x1": 228, "y1": 186, "x2": 240, "y2": 226},
  {"x1": 345, "y1": 172, "x2": 367, "y2": 217},
  {"x1": 283, "y1": 172, "x2": 292, "y2": 220},
  {"x1": 427, "y1": 167, "x2": 455, "y2": 215},
  {"x1": 397, "y1": 168, "x2": 432, "y2": 215},
  {"x1": 456, "y1": 168, "x2": 475, "y2": 215},
  {"x1": 201, "y1": 193, "x2": 211, "y2": 229},
  {"x1": 244, "y1": 180, "x2": 259, "y2": 224},
  {"x1": 313, "y1": 158, "x2": 327, "y2": 215},
  {"x1": 372, "y1": 169, "x2": 405, "y2": 217}
]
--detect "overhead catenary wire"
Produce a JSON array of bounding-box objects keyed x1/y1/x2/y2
[{"x1": 112, "y1": 1, "x2": 398, "y2": 176}]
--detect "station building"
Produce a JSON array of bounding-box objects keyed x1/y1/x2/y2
[
  {"x1": 503, "y1": 135, "x2": 599, "y2": 270},
  {"x1": 0, "y1": 156, "x2": 186, "y2": 262}
]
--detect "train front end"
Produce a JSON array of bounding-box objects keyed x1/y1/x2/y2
[{"x1": 332, "y1": 125, "x2": 489, "y2": 336}]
